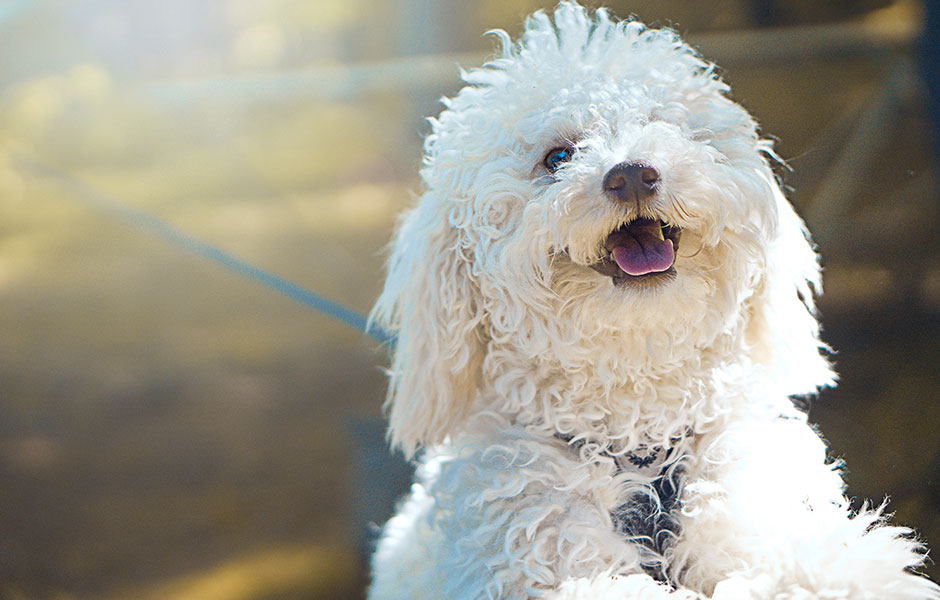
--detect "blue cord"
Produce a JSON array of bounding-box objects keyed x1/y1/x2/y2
[{"x1": 16, "y1": 156, "x2": 396, "y2": 347}]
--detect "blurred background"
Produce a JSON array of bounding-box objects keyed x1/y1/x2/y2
[{"x1": 0, "y1": 0, "x2": 937, "y2": 598}]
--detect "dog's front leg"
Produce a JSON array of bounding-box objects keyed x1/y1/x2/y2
[
  {"x1": 376, "y1": 427, "x2": 715, "y2": 599},
  {"x1": 671, "y1": 409, "x2": 939, "y2": 600}
]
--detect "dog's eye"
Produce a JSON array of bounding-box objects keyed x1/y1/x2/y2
[{"x1": 543, "y1": 146, "x2": 574, "y2": 172}]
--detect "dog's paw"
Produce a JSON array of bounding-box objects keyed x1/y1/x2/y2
[
  {"x1": 549, "y1": 573, "x2": 704, "y2": 599},
  {"x1": 710, "y1": 575, "x2": 775, "y2": 600}
]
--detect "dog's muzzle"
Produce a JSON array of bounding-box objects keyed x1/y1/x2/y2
[{"x1": 588, "y1": 162, "x2": 682, "y2": 287}]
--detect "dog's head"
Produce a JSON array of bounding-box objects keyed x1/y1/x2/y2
[{"x1": 373, "y1": 2, "x2": 834, "y2": 456}]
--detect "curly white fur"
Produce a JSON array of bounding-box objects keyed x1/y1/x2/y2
[{"x1": 367, "y1": 4, "x2": 940, "y2": 599}]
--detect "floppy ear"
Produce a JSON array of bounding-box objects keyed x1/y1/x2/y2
[
  {"x1": 369, "y1": 192, "x2": 486, "y2": 458},
  {"x1": 745, "y1": 169, "x2": 836, "y2": 395}
]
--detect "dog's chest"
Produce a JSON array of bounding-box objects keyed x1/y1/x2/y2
[
  {"x1": 558, "y1": 435, "x2": 684, "y2": 580},
  {"x1": 610, "y1": 457, "x2": 682, "y2": 580}
]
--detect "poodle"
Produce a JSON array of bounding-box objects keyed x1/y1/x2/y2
[{"x1": 367, "y1": 3, "x2": 940, "y2": 598}]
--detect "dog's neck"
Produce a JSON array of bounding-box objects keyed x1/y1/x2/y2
[{"x1": 480, "y1": 319, "x2": 767, "y2": 452}]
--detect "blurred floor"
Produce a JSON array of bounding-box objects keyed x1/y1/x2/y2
[{"x1": 0, "y1": 1, "x2": 937, "y2": 598}]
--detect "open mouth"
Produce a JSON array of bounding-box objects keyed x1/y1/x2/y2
[{"x1": 588, "y1": 218, "x2": 682, "y2": 285}]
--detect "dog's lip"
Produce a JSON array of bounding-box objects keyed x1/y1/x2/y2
[{"x1": 589, "y1": 218, "x2": 682, "y2": 284}]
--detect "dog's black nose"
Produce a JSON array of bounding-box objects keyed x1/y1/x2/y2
[{"x1": 603, "y1": 162, "x2": 660, "y2": 205}]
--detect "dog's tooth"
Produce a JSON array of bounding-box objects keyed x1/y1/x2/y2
[{"x1": 655, "y1": 226, "x2": 665, "y2": 241}]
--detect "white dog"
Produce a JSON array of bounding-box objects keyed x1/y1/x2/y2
[{"x1": 367, "y1": 3, "x2": 939, "y2": 598}]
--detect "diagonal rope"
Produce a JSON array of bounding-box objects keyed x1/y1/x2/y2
[{"x1": 14, "y1": 155, "x2": 396, "y2": 347}]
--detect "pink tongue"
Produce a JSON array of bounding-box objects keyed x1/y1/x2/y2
[{"x1": 612, "y1": 235, "x2": 674, "y2": 276}]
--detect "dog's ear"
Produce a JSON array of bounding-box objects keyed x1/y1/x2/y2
[
  {"x1": 370, "y1": 193, "x2": 485, "y2": 458},
  {"x1": 745, "y1": 170, "x2": 836, "y2": 395}
]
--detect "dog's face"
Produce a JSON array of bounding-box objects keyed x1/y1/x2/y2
[
  {"x1": 373, "y1": 3, "x2": 832, "y2": 455},
  {"x1": 421, "y1": 10, "x2": 780, "y2": 338}
]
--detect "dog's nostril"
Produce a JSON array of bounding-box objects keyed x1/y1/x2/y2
[
  {"x1": 603, "y1": 162, "x2": 660, "y2": 204},
  {"x1": 639, "y1": 167, "x2": 659, "y2": 187}
]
